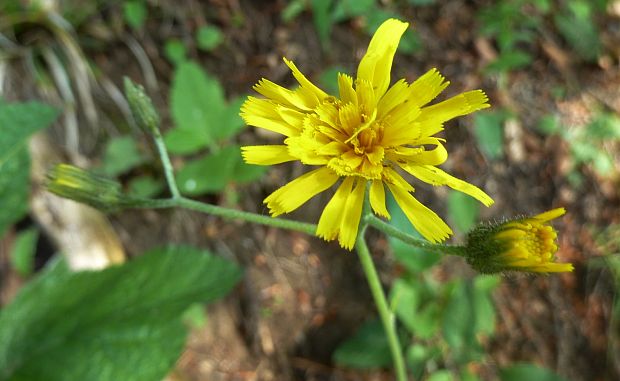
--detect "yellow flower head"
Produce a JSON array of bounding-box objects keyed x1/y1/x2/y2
[
  {"x1": 241, "y1": 19, "x2": 493, "y2": 250},
  {"x1": 465, "y1": 208, "x2": 574, "y2": 273}
]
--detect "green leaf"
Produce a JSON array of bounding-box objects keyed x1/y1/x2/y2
[
  {"x1": 391, "y1": 279, "x2": 420, "y2": 334},
  {"x1": 500, "y1": 364, "x2": 568, "y2": 381},
  {"x1": 537, "y1": 115, "x2": 561, "y2": 135},
  {"x1": 485, "y1": 50, "x2": 532, "y2": 73},
  {"x1": 164, "y1": 39, "x2": 187, "y2": 65},
  {"x1": 311, "y1": 0, "x2": 333, "y2": 50},
  {"x1": 0, "y1": 246, "x2": 242, "y2": 381},
  {"x1": 447, "y1": 191, "x2": 480, "y2": 233},
  {"x1": 364, "y1": 10, "x2": 422, "y2": 55},
  {"x1": 170, "y1": 61, "x2": 227, "y2": 146},
  {"x1": 332, "y1": 319, "x2": 392, "y2": 368},
  {"x1": 176, "y1": 146, "x2": 239, "y2": 195},
  {"x1": 387, "y1": 193, "x2": 440, "y2": 272},
  {"x1": 0, "y1": 149, "x2": 29, "y2": 239},
  {"x1": 0, "y1": 101, "x2": 58, "y2": 167},
  {"x1": 473, "y1": 111, "x2": 506, "y2": 160},
  {"x1": 164, "y1": 128, "x2": 210, "y2": 155},
  {"x1": 232, "y1": 155, "x2": 267, "y2": 184},
  {"x1": 9, "y1": 228, "x2": 38, "y2": 277},
  {"x1": 442, "y1": 280, "x2": 481, "y2": 362},
  {"x1": 123, "y1": 0, "x2": 147, "y2": 30},
  {"x1": 427, "y1": 370, "x2": 454, "y2": 381},
  {"x1": 128, "y1": 175, "x2": 164, "y2": 198},
  {"x1": 554, "y1": 1, "x2": 601, "y2": 62},
  {"x1": 210, "y1": 96, "x2": 246, "y2": 142},
  {"x1": 319, "y1": 66, "x2": 347, "y2": 96},
  {"x1": 102, "y1": 136, "x2": 145, "y2": 177},
  {"x1": 281, "y1": 0, "x2": 307, "y2": 22},
  {"x1": 196, "y1": 25, "x2": 224, "y2": 51},
  {"x1": 332, "y1": 0, "x2": 375, "y2": 22}
]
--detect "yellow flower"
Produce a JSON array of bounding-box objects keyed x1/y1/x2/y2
[
  {"x1": 465, "y1": 208, "x2": 574, "y2": 273},
  {"x1": 241, "y1": 19, "x2": 493, "y2": 249}
]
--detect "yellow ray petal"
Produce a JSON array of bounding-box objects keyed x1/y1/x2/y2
[
  {"x1": 253, "y1": 78, "x2": 310, "y2": 111},
  {"x1": 402, "y1": 164, "x2": 494, "y2": 206},
  {"x1": 370, "y1": 180, "x2": 390, "y2": 218},
  {"x1": 357, "y1": 19, "x2": 409, "y2": 99},
  {"x1": 338, "y1": 73, "x2": 357, "y2": 106},
  {"x1": 264, "y1": 167, "x2": 339, "y2": 216},
  {"x1": 338, "y1": 178, "x2": 367, "y2": 250},
  {"x1": 408, "y1": 68, "x2": 450, "y2": 108},
  {"x1": 241, "y1": 145, "x2": 297, "y2": 165},
  {"x1": 387, "y1": 183, "x2": 452, "y2": 243},
  {"x1": 418, "y1": 90, "x2": 490, "y2": 125},
  {"x1": 533, "y1": 207, "x2": 566, "y2": 222},
  {"x1": 377, "y1": 79, "x2": 410, "y2": 119},
  {"x1": 317, "y1": 177, "x2": 355, "y2": 241},
  {"x1": 283, "y1": 57, "x2": 329, "y2": 104}
]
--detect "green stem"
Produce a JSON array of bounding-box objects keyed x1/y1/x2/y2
[
  {"x1": 132, "y1": 197, "x2": 317, "y2": 235},
  {"x1": 355, "y1": 223, "x2": 408, "y2": 381},
  {"x1": 364, "y1": 214, "x2": 466, "y2": 257},
  {"x1": 151, "y1": 126, "x2": 181, "y2": 199}
]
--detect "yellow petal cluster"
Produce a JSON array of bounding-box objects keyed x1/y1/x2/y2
[
  {"x1": 241, "y1": 18, "x2": 493, "y2": 249},
  {"x1": 465, "y1": 208, "x2": 574, "y2": 273}
]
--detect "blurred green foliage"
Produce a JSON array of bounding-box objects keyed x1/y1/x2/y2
[
  {"x1": 537, "y1": 109, "x2": 620, "y2": 185},
  {"x1": 283, "y1": 0, "x2": 421, "y2": 54}
]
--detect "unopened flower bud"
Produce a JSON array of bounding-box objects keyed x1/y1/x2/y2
[
  {"x1": 464, "y1": 208, "x2": 574, "y2": 274},
  {"x1": 124, "y1": 77, "x2": 160, "y2": 132},
  {"x1": 46, "y1": 164, "x2": 129, "y2": 211}
]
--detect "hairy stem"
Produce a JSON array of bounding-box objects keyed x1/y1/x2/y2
[{"x1": 355, "y1": 224, "x2": 408, "y2": 381}]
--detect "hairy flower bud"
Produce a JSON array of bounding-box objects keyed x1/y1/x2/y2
[
  {"x1": 464, "y1": 208, "x2": 573, "y2": 274},
  {"x1": 46, "y1": 164, "x2": 130, "y2": 211},
  {"x1": 124, "y1": 77, "x2": 159, "y2": 132}
]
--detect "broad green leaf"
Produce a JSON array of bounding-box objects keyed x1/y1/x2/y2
[
  {"x1": 102, "y1": 135, "x2": 145, "y2": 177},
  {"x1": 500, "y1": 364, "x2": 568, "y2": 381},
  {"x1": 447, "y1": 191, "x2": 479, "y2": 233},
  {"x1": 123, "y1": 0, "x2": 147, "y2": 30},
  {"x1": 128, "y1": 175, "x2": 164, "y2": 198},
  {"x1": 0, "y1": 246, "x2": 242, "y2": 381},
  {"x1": 232, "y1": 155, "x2": 267, "y2": 184},
  {"x1": 210, "y1": 96, "x2": 246, "y2": 142},
  {"x1": 164, "y1": 128, "x2": 210, "y2": 155},
  {"x1": 0, "y1": 101, "x2": 58, "y2": 166},
  {"x1": 473, "y1": 111, "x2": 505, "y2": 160},
  {"x1": 332, "y1": 319, "x2": 392, "y2": 368},
  {"x1": 164, "y1": 39, "x2": 187, "y2": 65},
  {"x1": 0, "y1": 149, "x2": 29, "y2": 238},
  {"x1": 176, "y1": 146, "x2": 239, "y2": 195},
  {"x1": 196, "y1": 25, "x2": 224, "y2": 51},
  {"x1": 387, "y1": 193, "x2": 440, "y2": 272},
  {"x1": 9, "y1": 228, "x2": 38, "y2": 277},
  {"x1": 170, "y1": 62, "x2": 227, "y2": 145}
]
